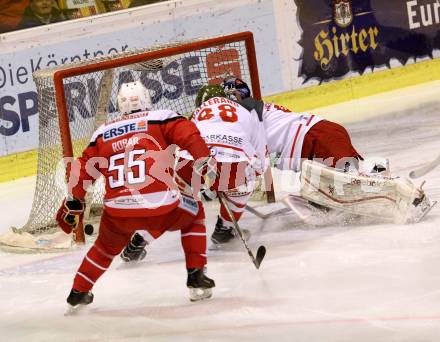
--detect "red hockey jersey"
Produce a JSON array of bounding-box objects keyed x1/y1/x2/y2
[{"x1": 68, "y1": 110, "x2": 209, "y2": 217}]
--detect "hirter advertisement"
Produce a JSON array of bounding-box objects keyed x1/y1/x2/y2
[{"x1": 296, "y1": 0, "x2": 440, "y2": 82}]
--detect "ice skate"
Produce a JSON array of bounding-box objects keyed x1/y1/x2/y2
[
  {"x1": 209, "y1": 216, "x2": 251, "y2": 250},
  {"x1": 187, "y1": 268, "x2": 215, "y2": 302},
  {"x1": 120, "y1": 232, "x2": 147, "y2": 262},
  {"x1": 65, "y1": 289, "x2": 94, "y2": 315},
  {"x1": 210, "y1": 216, "x2": 236, "y2": 245}
]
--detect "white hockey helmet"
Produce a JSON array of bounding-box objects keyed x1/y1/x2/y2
[{"x1": 117, "y1": 81, "x2": 152, "y2": 114}]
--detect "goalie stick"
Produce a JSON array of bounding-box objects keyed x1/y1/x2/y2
[
  {"x1": 218, "y1": 192, "x2": 266, "y2": 269},
  {"x1": 409, "y1": 154, "x2": 440, "y2": 179},
  {"x1": 245, "y1": 205, "x2": 290, "y2": 220}
]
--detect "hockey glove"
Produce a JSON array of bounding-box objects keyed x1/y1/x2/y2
[
  {"x1": 56, "y1": 198, "x2": 85, "y2": 234},
  {"x1": 194, "y1": 156, "x2": 218, "y2": 189},
  {"x1": 201, "y1": 187, "x2": 218, "y2": 201}
]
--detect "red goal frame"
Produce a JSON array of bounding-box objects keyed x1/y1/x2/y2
[{"x1": 53, "y1": 31, "x2": 275, "y2": 241}]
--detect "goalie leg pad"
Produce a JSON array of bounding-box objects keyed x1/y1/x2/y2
[{"x1": 300, "y1": 160, "x2": 433, "y2": 224}]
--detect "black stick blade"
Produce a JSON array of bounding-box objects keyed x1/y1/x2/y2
[{"x1": 254, "y1": 245, "x2": 266, "y2": 269}]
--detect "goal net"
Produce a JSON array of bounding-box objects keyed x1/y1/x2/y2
[{"x1": 0, "y1": 31, "x2": 274, "y2": 252}]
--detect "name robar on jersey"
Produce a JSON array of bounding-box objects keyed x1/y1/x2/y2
[
  {"x1": 180, "y1": 97, "x2": 268, "y2": 175},
  {"x1": 262, "y1": 103, "x2": 322, "y2": 171},
  {"x1": 68, "y1": 110, "x2": 210, "y2": 218}
]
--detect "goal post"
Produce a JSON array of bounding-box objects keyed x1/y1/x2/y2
[
  {"x1": 0, "y1": 31, "x2": 275, "y2": 252},
  {"x1": 54, "y1": 32, "x2": 263, "y2": 159}
]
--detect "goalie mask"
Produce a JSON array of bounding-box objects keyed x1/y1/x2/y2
[
  {"x1": 222, "y1": 77, "x2": 251, "y2": 100},
  {"x1": 117, "y1": 82, "x2": 152, "y2": 114},
  {"x1": 195, "y1": 85, "x2": 228, "y2": 107}
]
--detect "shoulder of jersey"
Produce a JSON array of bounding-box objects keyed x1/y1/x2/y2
[
  {"x1": 263, "y1": 102, "x2": 295, "y2": 114},
  {"x1": 201, "y1": 96, "x2": 250, "y2": 112},
  {"x1": 263, "y1": 102, "x2": 274, "y2": 111},
  {"x1": 89, "y1": 110, "x2": 182, "y2": 143},
  {"x1": 146, "y1": 109, "x2": 182, "y2": 122}
]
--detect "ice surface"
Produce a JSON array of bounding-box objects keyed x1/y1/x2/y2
[{"x1": 1, "y1": 84, "x2": 440, "y2": 341}]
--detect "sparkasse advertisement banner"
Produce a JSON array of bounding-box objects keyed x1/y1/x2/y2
[
  {"x1": 0, "y1": 0, "x2": 284, "y2": 157},
  {"x1": 296, "y1": 0, "x2": 440, "y2": 82},
  {"x1": 3, "y1": 0, "x2": 440, "y2": 160}
]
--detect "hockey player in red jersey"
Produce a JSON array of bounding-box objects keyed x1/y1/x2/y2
[
  {"x1": 120, "y1": 85, "x2": 268, "y2": 257},
  {"x1": 56, "y1": 81, "x2": 215, "y2": 309}
]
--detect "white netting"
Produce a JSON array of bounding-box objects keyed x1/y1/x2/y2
[{"x1": 1, "y1": 33, "x2": 260, "y2": 251}]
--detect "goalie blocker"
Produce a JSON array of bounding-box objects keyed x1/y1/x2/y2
[{"x1": 300, "y1": 160, "x2": 434, "y2": 224}]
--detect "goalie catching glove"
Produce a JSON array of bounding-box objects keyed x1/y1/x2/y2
[{"x1": 56, "y1": 198, "x2": 85, "y2": 234}]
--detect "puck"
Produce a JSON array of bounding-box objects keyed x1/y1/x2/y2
[{"x1": 84, "y1": 224, "x2": 94, "y2": 235}]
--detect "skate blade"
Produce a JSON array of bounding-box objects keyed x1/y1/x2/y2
[
  {"x1": 64, "y1": 303, "x2": 89, "y2": 316},
  {"x1": 209, "y1": 229, "x2": 251, "y2": 251},
  {"x1": 208, "y1": 243, "x2": 222, "y2": 251},
  {"x1": 118, "y1": 250, "x2": 148, "y2": 269},
  {"x1": 120, "y1": 250, "x2": 147, "y2": 263},
  {"x1": 189, "y1": 288, "x2": 212, "y2": 302},
  {"x1": 208, "y1": 230, "x2": 251, "y2": 251}
]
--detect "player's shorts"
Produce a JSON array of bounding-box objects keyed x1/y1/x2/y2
[
  {"x1": 97, "y1": 195, "x2": 205, "y2": 249},
  {"x1": 301, "y1": 120, "x2": 363, "y2": 168},
  {"x1": 176, "y1": 157, "x2": 249, "y2": 191}
]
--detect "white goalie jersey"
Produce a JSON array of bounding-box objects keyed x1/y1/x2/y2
[
  {"x1": 262, "y1": 103, "x2": 322, "y2": 171},
  {"x1": 180, "y1": 97, "x2": 268, "y2": 175}
]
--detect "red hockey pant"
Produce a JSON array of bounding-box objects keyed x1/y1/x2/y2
[
  {"x1": 301, "y1": 120, "x2": 362, "y2": 167},
  {"x1": 72, "y1": 204, "x2": 206, "y2": 292},
  {"x1": 177, "y1": 159, "x2": 252, "y2": 224}
]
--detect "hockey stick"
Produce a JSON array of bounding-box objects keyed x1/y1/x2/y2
[
  {"x1": 409, "y1": 154, "x2": 440, "y2": 179},
  {"x1": 245, "y1": 205, "x2": 290, "y2": 220},
  {"x1": 282, "y1": 195, "x2": 310, "y2": 222},
  {"x1": 78, "y1": 70, "x2": 114, "y2": 243},
  {"x1": 218, "y1": 192, "x2": 266, "y2": 269}
]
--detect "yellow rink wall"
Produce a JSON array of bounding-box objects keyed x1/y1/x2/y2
[
  {"x1": 0, "y1": 150, "x2": 38, "y2": 183},
  {"x1": 1, "y1": 57, "x2": 440, "y2": 183},
  {"x1": 265, "y1": 58, "x2": 440, "y2": 113}
]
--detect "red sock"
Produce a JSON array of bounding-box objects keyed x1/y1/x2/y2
[{"x1": 72, "y1": 243, "x2": 117, "y2": 292}]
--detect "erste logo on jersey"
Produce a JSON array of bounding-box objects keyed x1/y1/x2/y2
[{"x1": 103, "y1": 120, "x2": 148, "y2": 141}]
